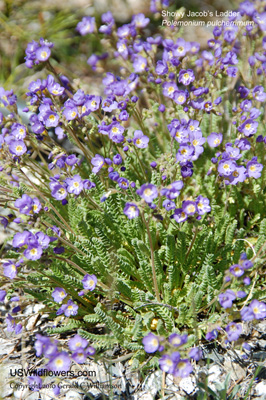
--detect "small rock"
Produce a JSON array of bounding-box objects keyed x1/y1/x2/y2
[
  {"x1": 132, "y1": 391, "x2": 154, "y2": 400},
  {"x1": 179, "y1": 376, "x2": 196, "y2": 395},
  {"x1": 208, "y1": 364, "x2": 223, "y2": 382},
  {"x1": 65, "y1": 389, "x2": 83, "y2": 399},
  {"x1": 0, "y1": 338, "x2": 16, "y2": 355},
  {"x1": 255, "y1": 381, "x2": 266, "y2": 396},
  {"x1": 142, "y1": 370, "x2": 162, "y2": 396},
  {"x1": 223, "y1": 359, "x2": 245, "y2": 381},
  {"x1": 13, "y1": 387, "x2": 30, "y2": 398}
]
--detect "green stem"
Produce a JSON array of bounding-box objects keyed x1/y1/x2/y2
[{"x1": 141, "y1": 213, "x2": 160, "y2": 302}]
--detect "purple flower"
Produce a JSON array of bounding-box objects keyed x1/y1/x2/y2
[
  {"x1": 133, "y1": 130, "x2": 149, "y2": 148},
  {"x1": 238, "y1": 119, "x2": 258, "y2": 137},
  {"x1": 63, "y1": 106, "x2": 78, "y2": 121},
  {"x1": 91, "y1": 154, "x2": 106, "y2": 174},
  {"x1": 133, "y1": 56, "x2": 147, "y2": 73},
  {"x1": 12, "y1": 231, "x2": 31, "y2": 248},
  {"x1": 159, "y1": 354, "x2": 177, "y2": 374},
  {"x1": 35, "y1": 46, "x2": 51, "y2": 62},
  {"x1": 72, "y1": 349, "x2": 87, "y2": 364},
  {"x1": 178, "y1": 69, "x2": 195, "y2": 85},
  {"x1": 169, "y1": 333, "x2": 187, "y2": 347},
  {"x1": 173, "y1": 208, "x2": 187, "y2": 223},
  {"x1": 118, "y1": 177, "x2": 129, "y2": 189},
  {"x1": 132, "y1": 13, "x2": 150, "y2": 28},
  {"x1": 3, "y1": 260, "x2": 19, "y2": 279},
  {"x1": 162, "y1": 82, "x2": 178, "y2": 99},
  {"x1": 76, "y1": 17, "x2": 96, "y2": 35},
  {"x1": 52, "y1": 287, "x2": 67, "y2": 303},
  {"x1": 207, "y1": 132, "x2": 223, "y2": 147},
  {"x1": 218, "y1": 159, "x2": 237, "y2": 177},
  {"x1": 47, "y1": 352, "x2": 71, "y2": 372},
  {"x1": 24, "y1": 244, "x2": 43, "y2": 260},
  {"x1": 6, "y1": 314, "x2": 22, "y2": 334},
  {"x1": 57, "y1": 299, "x2": 78, "y2": 317},
  {"x1": 9, "y1": 140, "x2": 27, "y2": 156},
  {"x1": 228, "y1": 166, "x2": 247, "y2": 185},
  {"x1": 109, "y1": 122, "x2": 125, "y2": 143},
  {"x1": 241, "y1": 299, "x2": 266, "y2": 321},
  {"x1": 189, "y1": 347, "x2": 203, "y2": 361},
  {"x1": 173, "y1": 90, "x2": 187, "y2": 105},
  {"x1": 14, "y1": 194, "x2": 33, "y2": 215},
  {"x1": 246, "y1": 159, "x2": 263, "y2": 179},
  {"x1": 176, "y1": 145, "x2": 194, "y2": 162},
  {"x1": 206, "y1": 328, "x2": 219, "y2": 341},
  {"x1": 155, "y1": 60, "x2": 168, "y2": 75},
  {"x1": 174, "y1": 359, "x2": 193, "y2": 378},
  {"x1": 0, "y1": 290, "x2": 6, "y2": 302},
  {"x1": 226, "y1": 322, "x2": 242, "y2": 342},
  {"x1": 65, "y1": 175, "x2": 84, "y2": 195},
  {"x1": 51, "y1": 185, "x2": 68, "y2": 200},
  {"x1": 253, "y1": 86, "x2": 266, "y2": 102},
  {"x1": 82, "y1": 274, "x2": 97, "y2": 291},
  {"x1": 68, "y1": 334, "x2": 88, "y2": 351},
  {"x1": 123, "y1": 203, "x2": 140, "y2": 219},
  {"x1": 196, "y1": 196, "x2": 211, "y2": 215},
  {"x1": 142, "y1": 333, "x2": 160, "y2": 353},
  {"x1": 182, "y1": 200, "x2": 197, "y2": 216},
  {"x1": 230, "y1": 264, "x2": 244, "y2": 277},
  {"x1": 11, "y1": 124, "x2": 27, "y2": 140},
  {"x1": 218, "y1": 289, "x2": 236, "y2": 309},
  {"x1": 33, "y1": 198, "x2": 42, "y2": 213},
  {"x1": 137, "y1": 184, "x2": 158, "y2": 203}
]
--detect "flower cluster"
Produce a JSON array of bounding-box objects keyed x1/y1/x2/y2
[
  {"x1": 25, "y1": 38, "x2": 54, "y2": 68},
  {"x1": 142, "y1": 332, "x2": 202, "y2": 377},
  {"x1": 29, "y1": 334, "x2": 95, "y2": 393}
]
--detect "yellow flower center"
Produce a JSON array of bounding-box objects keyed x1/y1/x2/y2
[
  {"x1": 55, "y1": 359, "x2": 63, "y2": 367},
  {"x1": 177, "y1": 361, "x2": 186, "y2": 369},
  {"x1": 30, "y1": 248, "x2": 37, "y2": 255},
  {"x1": 144, "y1": 188, "x2": 152, "y2": 196},
  {"x1": 16, "y1": 146, "x2": 23, "y2": 152},
  {"x1": 73, "y1": 182, "x2": 79, "y2": 188},
  {"x1": 71, "y1": 111, "x2": 77, "y2": 118},
  {"x1": 41, "y1": 51, "x2": 47, "y2": 59},
  {"x1": 245, "y1": 124, "x2": 251, "y2": 130},
  {"x1": 59, "y1": 188, "x2": 66, "y2": 195},
  {"x1": 178, "y1": 46, "x2": 184, "y2": 52},
  {"x1": 183, "y1": 73, "x2": 189, "y2": 79},
  {"x1": 181, "y1": 148, "x2": 187, "y2": 155},
  {"x1": 91, "y1": 101, "x2": 97, "y2": 107},
  {"x1": 192, "y1": 139, "x2": 198, "y2": 146},
  {"x1": 223, "y1": 164, "x2": 229, "y2": 170},
  {"x1": 178, "y1": 95, "x2": 184, "y2": 102},
  {"x1": 250, "y1": 165, "x2": 256, "y2": 171},
  {"x1": 112, "y1": 127, "x2": 118, "y2": 133},
  {"x1": 136, "y1": 139, "x2": 142, "y2": 145},
  {"x1": 187, "y1": 205, "x2": 195, "y2": 213},
  {"x1": 168, "y1": 86, "x2": 175, "y2": 94},
  {"x1": 49, "y1": 115, "x2": 55, "y2": 121},
  {"x1": 214, "y1": 138, "x2": 220, "y2": 145}
]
